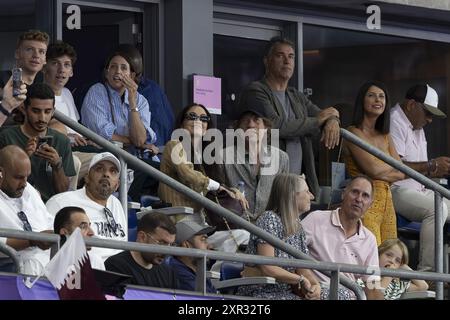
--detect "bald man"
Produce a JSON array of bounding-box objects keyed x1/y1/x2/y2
[{"x1": 0, "y1": 145, "x2": 53, "y2": 275}]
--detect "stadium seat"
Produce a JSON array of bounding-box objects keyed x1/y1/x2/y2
[
  {"x1": 211, "y1": 261, "x2": 276, "y2": 295},
  {"x1": 128, "y1": 227, "x2": 137, "y2": 242},
  {"x1": 396, "y1": 214, "x2": 421, "y2": 241}
]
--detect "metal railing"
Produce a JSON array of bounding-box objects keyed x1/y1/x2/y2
[
  {"x1": 47, "y1": 111, "x2": 450, "y2": 299},
  {"x1": 53, "y1": 110, "x2": 366, "y2": 299},
  {"x1": 341, "y1": 128, "x2": 450, "y2": 299},
  {"x1": 2, "y1": 228, "x2": 450, "y2": 299},
  {"x1": 0, "y1": 242, "x2": 21, "y2": 273}
]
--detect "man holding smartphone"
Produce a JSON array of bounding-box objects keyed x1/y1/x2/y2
[
  {"x1": 0, "y1": 83, "x2": 75, "y2": 201},
  {"x1": 0, "y1": 30, "x2": 49, "y2": 125},
  {"x1": 0, "y1": 77, "x2": 27, "y2": 126}
]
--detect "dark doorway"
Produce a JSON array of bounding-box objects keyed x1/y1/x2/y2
[
  {"x1": 64, "y1": 24, "x2": 118, "y2": 109},
  {"x1": 213, "y1": 35, "x2": 267, "y2": 131},
  {"x1": 61, "y1": 3, "x2": 142, "y2": 112}
]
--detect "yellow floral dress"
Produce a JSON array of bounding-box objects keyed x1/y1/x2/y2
[{"x1": 344, "y1": 131, "x2": 397, "y2": 245}]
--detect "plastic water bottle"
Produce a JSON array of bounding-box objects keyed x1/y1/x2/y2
[{"x1": 237, "y1": 180, "x2": 245, "y2": 197}]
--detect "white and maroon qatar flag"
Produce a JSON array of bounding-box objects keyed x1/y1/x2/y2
[{"x1": 44, "y1": 228, "x2": 105, "y2": 300}]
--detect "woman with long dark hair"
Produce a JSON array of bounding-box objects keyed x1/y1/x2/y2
[
  {"x1": 343, "y1": 81, "x2": 405, "y2": 244},
  {"x1": 158, "y1": 103, "x2": 248, "y2": 223}
]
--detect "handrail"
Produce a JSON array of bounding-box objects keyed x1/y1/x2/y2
[
  {"x1": 340, "y1": 129, "x2": 450, "y2": 199},
  {"x1": 341, "y1": 128, "x2": 447, "y2": 299},
  {"x1": 2, "y1": 228, "x2": 450, "y2": 285},
  {"x1": 53, "y1": 110, "x2": 365, "y2": 299},
  {"x1": 0, "y1": 242, "x2": 22, "y2": 273}
]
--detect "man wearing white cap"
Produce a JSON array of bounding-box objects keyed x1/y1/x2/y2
[
  {"x1": 390, "y1": 84, "x2": 450, "y2": 271},
  {"x1": 46, "y1": 152, "x2": 127, "y2": 261}
]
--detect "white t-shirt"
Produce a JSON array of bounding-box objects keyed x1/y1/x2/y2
[
  {"x1": 54, "y1": 87, "x2": 80, "y2": 135},
  {"x1": 46, "y1": 188, "x2": 127, "y2": 261},
  {"x1": 89, "y1": 251, "x2": 105, "y2": 270},
  {"x1": 0, "y1": 183, "x2": 53, "y2": 276}
]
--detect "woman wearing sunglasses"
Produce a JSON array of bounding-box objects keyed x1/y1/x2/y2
[{"x1": 158, "y1": 103, "x2": 248, "y2": 223}]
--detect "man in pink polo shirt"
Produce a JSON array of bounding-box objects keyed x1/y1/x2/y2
[
  {"x1": 390, "y1": 84, "x2": 450, "y2": 272},
  {"x1": 302, "y1": 175, "x2": 383, "y2": 299}
]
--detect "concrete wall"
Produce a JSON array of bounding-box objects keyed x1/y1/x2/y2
[{"x1": 164, "y1": 0, "x2": 213, "y2": 115}]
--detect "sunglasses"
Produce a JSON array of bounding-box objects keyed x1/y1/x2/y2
[
  {"x1": 184, "y1": 112, "x2": 210, "y2": 123},
  {"x1": 104, "y1": 207, "x2": 118, "y2": 233},
  {"x1": 17, "y1": 211, "x2": 32, "y2": 232}
]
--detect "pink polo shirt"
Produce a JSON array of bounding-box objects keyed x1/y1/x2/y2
[
  {"x1": 390, "y1": 103, "x2": 428, "y2": 192},
  {"x1": 301, "y1": 209, "x2": 379, "y2": 283}
]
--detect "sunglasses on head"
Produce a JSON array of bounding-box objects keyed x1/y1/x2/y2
[{"x1": 184, "y1": 112, "x2": 210, "y2": 123}]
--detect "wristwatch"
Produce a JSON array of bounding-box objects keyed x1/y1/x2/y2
[
  {"x1": 0, "y1": 101, "x2": 11, "y2": 117},
  {"x1": 129, "y1": 107, "x2": 138, "y2": 112}
]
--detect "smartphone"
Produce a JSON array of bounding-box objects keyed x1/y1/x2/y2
[
  {"x1": 37, "y1": 136, "x2": 53, "y2": 149},
  {"x1": 12, "y1": 67, "x2": 22, "y2": 97}
]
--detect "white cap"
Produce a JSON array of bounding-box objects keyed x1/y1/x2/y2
[
  {"x1": 406, "y1": 84, "x2": 446, "y2": 118},
  {"x1": 423, "y1": 85, "x2": 441, "y2": 114},
  {"x1": 88, "y1": 152, "x2": 121, "y2": 173}
]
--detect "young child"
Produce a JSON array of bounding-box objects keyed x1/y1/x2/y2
[{"x1": 378, "y1": 239, "x2": 429, "y2": 299}]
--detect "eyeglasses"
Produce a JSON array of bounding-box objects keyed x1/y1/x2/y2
[
  {"x1": 104, "y1": 207, "x2": 118, "y2": 232},
  {"x1": 184, "y1": 112, "x2": 210, "y2": 123},
  {"x1": 145, "y1": 232, "x2": 175, "y2": 247},
  {"x1": 17, "y1": 211, "x2": 32, "y2": 232}
]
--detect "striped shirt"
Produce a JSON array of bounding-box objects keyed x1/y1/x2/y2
[
  {"x1": 384, "y1": 278, "x2": 410, "y2": 300},
  {"x1": 81, "y1": 83, "x2": 157, "y2": 154}
]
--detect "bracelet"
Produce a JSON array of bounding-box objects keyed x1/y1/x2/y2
[
  {"x1": 0, "y1": 101, "x2": 11, "y2": 117},
  {"x1": 433, "y1": 160, "x2": 439, "y2": 174},
  {"x1": 427, "y1": 159, "x2": 437, "y2": 176}
]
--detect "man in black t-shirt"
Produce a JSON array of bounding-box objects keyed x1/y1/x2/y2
[{"x1": 105, "y1": 212, "x2": 179, "y2": 289}]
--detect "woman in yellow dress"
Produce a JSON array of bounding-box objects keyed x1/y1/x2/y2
[{"x1": 344, "y1": 81, "x2": 405, "y2": 245}]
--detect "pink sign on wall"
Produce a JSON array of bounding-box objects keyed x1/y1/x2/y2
[{"x1": 193, "y1": 74, "x2": 222, "y2": 115}]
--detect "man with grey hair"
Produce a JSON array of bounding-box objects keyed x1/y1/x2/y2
[
  {"x1": 46, "y1": 152, "x2": 127, "y2": 261},
  {"x1": 238, "y1": 36, "x2": 340, "y2": 198}
]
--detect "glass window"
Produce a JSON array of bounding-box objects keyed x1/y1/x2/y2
[{"x1": 303, "y1": 24, "x2": 450, "y2": 182}]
